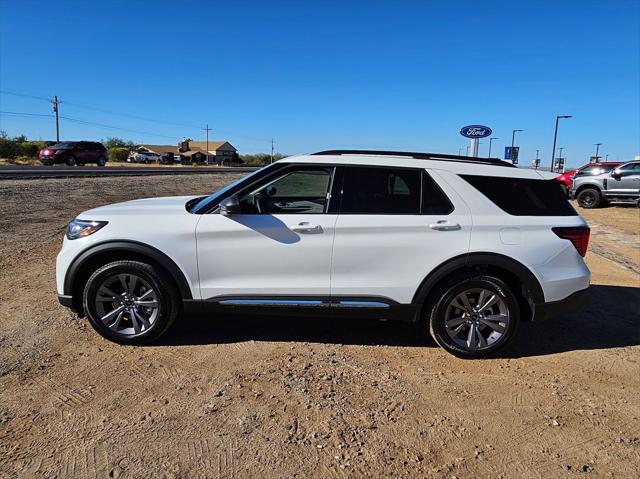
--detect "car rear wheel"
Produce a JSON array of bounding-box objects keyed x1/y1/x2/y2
[
  {"x1": 97, "y1": 156, "x2": 106, "y2": 167},
  {"x1": 65, "y1": 155, "x2": 76, "y2": 167},
  {"x1": 428, "y1": 275, "x2": 519, "y2": 359},
  {"x1": 82, "y1": 260, "x2": 179, "y2": 344},
  {"x1": 577, "y1": 188, "x2": 601, "y2": 208}
]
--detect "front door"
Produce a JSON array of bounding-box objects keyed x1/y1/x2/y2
[
  {"x1": 195, "y1": 165, "x2": 337, "y2": 300},
  {"x1": 607, "y1": 163, "x2": 640, "y2": 196}
]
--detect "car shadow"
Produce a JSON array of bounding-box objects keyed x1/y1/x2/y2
[
  {"x1": 228, "y1": 214, "x2": 300, "y2": 244},
  {"x1": 157, "y1": 285, "x2": 639, "y2": 357}
]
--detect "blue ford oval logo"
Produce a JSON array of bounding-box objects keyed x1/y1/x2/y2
[{"x1": 460, "y1": 125, "x2": 492, "y2": 138}]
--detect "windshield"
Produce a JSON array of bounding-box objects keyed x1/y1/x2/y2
[
  {"x1": 52, "y1": 142, "x2": 75, "y2": 150},
  {"x1": 190, "y1": 164, "x2": 276, "y2": 214},
  {"x1": 576, "y1": 164, "x2": 618, "y2": 176}
]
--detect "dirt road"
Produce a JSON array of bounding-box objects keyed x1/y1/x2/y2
[{"x1": 1, "y1": 175, "x2": 638, "y2": 478}]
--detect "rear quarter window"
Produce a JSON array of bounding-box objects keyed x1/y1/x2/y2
[{"x1": 461, "y1": 175, "x2": 577, "y2": 216}]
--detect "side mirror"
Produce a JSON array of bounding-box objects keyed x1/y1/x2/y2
[
  {"x1": 220, "y1": 195, "x2": 241, "y2": 215},
  {"x1": 611, "y1": 171, "x2": 621, "y2": 179},
  {"x1": 265, "y1": 185, "x2": 277, "y2": 197}
]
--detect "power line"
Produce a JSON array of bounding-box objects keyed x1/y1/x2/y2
[
  {"x1": 0, "y1": 90, "x2": 52, "y2": 102},
  {"x1": 0, "y1": 90, "x2": 272, "y2": 144},
  {"x1": 0, "y1": 110, "x2": 54, "y2": 118},
  {"x1": 1, "y1": 110, "x2": 174, "y2": 139},
  {"x1": 60, "y1": 116, "x2": 175, "y2": 139}
]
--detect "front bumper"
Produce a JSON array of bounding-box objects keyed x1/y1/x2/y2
[{"x1": 533, "y1": 287, "x2": 588, "y2": 321}]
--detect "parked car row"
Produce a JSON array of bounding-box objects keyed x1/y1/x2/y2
[
  {"x1": 127, "y1": 152, "x2": 194, "y2": 165},
  {"x1": 39, "y1": 141, "x2": 108, "y2": 166}
]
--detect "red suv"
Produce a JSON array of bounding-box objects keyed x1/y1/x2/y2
[
  {"x1": 556, "y1": 162, "x2": 623, "y2": 195},
  {"x1": 39, "y1": 141, "x2": 108, "y2": 167}
]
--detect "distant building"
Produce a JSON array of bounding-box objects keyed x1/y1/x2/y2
[{"x1": 139, "y1": 140, "x2": 241, "y2": 165}]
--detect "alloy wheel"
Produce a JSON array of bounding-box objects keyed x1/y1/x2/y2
[
  {"x1": 94, "y1": 273, "x2": 159, "y2": 336},
  {"x1": 443, "y1": 288, "x2": 510, "y2": 351}
]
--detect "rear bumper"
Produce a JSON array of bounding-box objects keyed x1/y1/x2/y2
[{"x1": 533, "y1": 287, "x2": 588, "y2": 321}]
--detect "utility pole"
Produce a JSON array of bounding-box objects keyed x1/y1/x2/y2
[
  {"x1": 51, "y1": 95, "x2": 61, "y2": 142},
  {"x1": 458, "y1": 147, "x2": 463, "y2": 155},
  {"x1": 203, "y1": 124, "x2": 212, "y2": 164},
  {"x1": 594, "y1": 143, "x2": 602, "y2": 163},
  {"x1": 271, "y1": 138, "x2": 274, "y2": 164}
]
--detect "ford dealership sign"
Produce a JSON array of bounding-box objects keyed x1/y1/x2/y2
[{"x1": 460, "y1": 125, "x2": 492, "y2": 138}]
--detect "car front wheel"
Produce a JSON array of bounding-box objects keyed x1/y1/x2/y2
[
  {"x1": 82, "y1": 260, "x2": 179, "y2": 344},
  {"x1": 65, "y1": 155, "x2": 76, "y2": 166},
  {"x1": 97, "y1": 156, "x2": 107, "y2": 167},
  {"x1": 577, "y1": 188, "x2": 601, "y2": 208},
  {"x1": 428, "y1": 275, "x2": 519, "y2": 359}
]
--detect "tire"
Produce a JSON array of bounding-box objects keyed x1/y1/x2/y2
[
  {"x1": 97, "y1": 156, "x2": 106, "y2": 167},
  {"x1": 427, "y1": 275, "x2": 520, "y2": 359},
  {"x1": 577, "y1": 188, "x2": 601, "y2": 208},
  {"x1": 82, "y1": 260, "x2": 180, "y2": 344},
  {"x1": 65, "y1": 155, "x2": 76, "y2": 167}
]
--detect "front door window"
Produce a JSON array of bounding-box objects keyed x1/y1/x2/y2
[{"x1": 238, "y1": 168, "x2": 333, "y2": 214}]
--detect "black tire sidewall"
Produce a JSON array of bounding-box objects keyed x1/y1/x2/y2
[
  {"x1": 97, "y1": 156, "x2": 106, "y2": 167},
  {"x1": 429, "y1": 276, "x2": 520, "y2": 359},
  {"x1": 577, "y1": 188, "x2": 600, "y2": 208},
  {"x1": 65, "y1": 155, "x2": 76, "y2": 166},
  {"x1": 82, "y1": 261, "x2": 177, "y2": 344}
]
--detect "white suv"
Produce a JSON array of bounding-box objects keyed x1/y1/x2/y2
[{"x1": 56, "y1": 150, "x2": 591, "y2": 358}]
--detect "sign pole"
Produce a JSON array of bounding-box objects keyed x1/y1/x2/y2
[
  {"x1": 459, "y1": 125, "x2": 492, "y2": 159},
  {"x1": 470, "y1": 138, "x2": 479, "y2": 157}
]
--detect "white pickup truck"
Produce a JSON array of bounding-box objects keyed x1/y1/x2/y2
[{"x1": 127, "y1": 151, "x2": 160, "y2": 164}]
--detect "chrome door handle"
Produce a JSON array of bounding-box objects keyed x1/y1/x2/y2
[
  {"x1": 429, "y1": 220, "x2": 461, "y2": 231},
  {"x1": 290, "y1": 222, "x2": 323, "y2": 233}
]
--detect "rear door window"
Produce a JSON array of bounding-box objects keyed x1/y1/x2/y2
[
  {"x1": 340, "y1": 167, "x2": 422, "y2": 214},
  {"x1": 461, "y1": 175, "x2": 577, "y2": 216}
]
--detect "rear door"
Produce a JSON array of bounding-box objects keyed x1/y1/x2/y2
[
  {"x1": 74, "y1": 142, "x2": 89, "y2": 162},
  {"x1": 330, "y1": 166, "x2": 471, "y2": 305}
]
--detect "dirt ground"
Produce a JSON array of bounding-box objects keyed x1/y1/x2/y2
[{"x1": 0, "y1": 175, "x2": 638, "y2": 479}]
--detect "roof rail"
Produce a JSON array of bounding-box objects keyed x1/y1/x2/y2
[{"x1": 311, "y1": 149, "x2": 515, "y2": 167}]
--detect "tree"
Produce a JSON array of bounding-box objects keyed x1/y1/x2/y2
[
  {"x1": 102, "y1": 137, "x2": 136, "y2": 150},
  {"x1": 240, "y1": 153, "x2": 286, "y2": 166}
]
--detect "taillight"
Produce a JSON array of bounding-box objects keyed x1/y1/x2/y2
[{"x1": 553, "y1": 226, "x2": 590, "y2": 257}]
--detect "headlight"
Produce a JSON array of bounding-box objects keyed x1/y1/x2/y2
[{"x1": 66, "y1": 219, "x2": 108, "y2": 239}]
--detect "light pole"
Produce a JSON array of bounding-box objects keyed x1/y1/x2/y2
[
  {"x1": 551, "y1": 115, "x2": 572, "y2": 171},
  {"x1": 511, "y1": 129, "x2": 523, "y2": 163},
  {"x1": 488, "y1": 137, "x2": 499, "y2": 158},
  {"x1": 458, "y1": 147, "x2": 463, "y2": 155},
  {"x1": 558, "y1": 147, "x2": 564, "y2": 160},
  {"x1": 594, "y1": 143, "x2": 602, "y2": 162},
  {"x1": 466, "y1": 145, "x2": 470, "y2": 156}
]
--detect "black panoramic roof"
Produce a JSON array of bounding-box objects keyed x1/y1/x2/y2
[{"x1": 312, "y1": 149, "x2": 515, "y2": 167}]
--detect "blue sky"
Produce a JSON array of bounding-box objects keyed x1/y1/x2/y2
[{"x1": 1, "y1": 0, "x2": 638, "y2": 166}]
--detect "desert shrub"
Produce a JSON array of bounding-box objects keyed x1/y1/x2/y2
[
  {"x1": 108, "y1": 147, "x2": 130, "y2": 162},
  {"x1": 19, "y1": 141, "x2": 46, "y2": 158}
]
